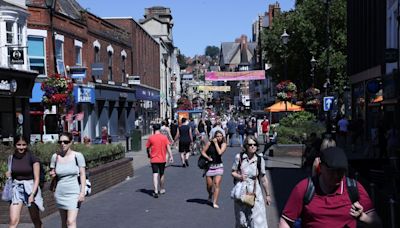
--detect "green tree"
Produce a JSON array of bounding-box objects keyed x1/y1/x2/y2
[
  {"x1": 261, "y1": 0, "x2": 347, "y2": 94},
  {"x1": 177, "y1": 53, "x2": 188, "y2": 69},
  {"x1": 205, "y1": 46, "x2": 220, "y2": 59}
]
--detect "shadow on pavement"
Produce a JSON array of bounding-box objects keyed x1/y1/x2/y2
[
  {"x1": 168, "y1": 164, "x2": 185, "y2": 168},
  {"x1": 186, "y1": 198, "x2": 213, "y2": 207},
  {"x1": 136, "y1": 188, "x2": 154, "y2": 197}
]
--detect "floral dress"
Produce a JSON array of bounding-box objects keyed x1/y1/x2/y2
[{"x1": 232, "y1": 153, "x2": 268, "y2": 228}]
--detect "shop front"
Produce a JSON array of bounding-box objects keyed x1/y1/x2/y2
[
  {"x1": 94, "y1": 84, "x2": 135, "y2": 142},
  {"x1": 134, "y1": 85, "x2": 160, "y2": 135},
  {"x1": 0, "y1": 67, "x2": 37, "y2": 144}
]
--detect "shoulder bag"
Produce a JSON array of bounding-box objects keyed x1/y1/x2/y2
[
  {"x1": 75, "y1": 154, "x2": 91, "y2": 196},
  {"x1": 1, "y1": 155, "x2": 13, "y2": 201}
]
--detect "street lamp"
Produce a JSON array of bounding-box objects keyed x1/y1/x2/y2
[
  {"x1": 321, "y1": 0, "x2": 332, "y2": 133},
  {"x1": 281, "y1": 29, "x2": 289, "y2": 80},
  {"x1": 310, "y1": 56, "x2": 317, "y2": 86}
]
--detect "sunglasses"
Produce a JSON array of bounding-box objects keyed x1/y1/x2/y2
[
  {"x1": 58, "y1": 140, "x2": 71, "y2": 145},
  {"x1": 248, "y1": 143, "x2": 257, "y2": 147}
]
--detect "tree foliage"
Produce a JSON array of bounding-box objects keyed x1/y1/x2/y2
[
  {"x1": 261, "y1": 0, "x2": 347, "y2": 94},
  {"x1": 177, "y1": 53, "x2": 188, "y2": 69},
  {"x1": 205, "y1": 46, "x2": 220, "y2": 59}
]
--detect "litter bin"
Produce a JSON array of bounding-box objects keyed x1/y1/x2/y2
[{"x1": 131, "y1": 129, "x2": 142, "y2": 151}]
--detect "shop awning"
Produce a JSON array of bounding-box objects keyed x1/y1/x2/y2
[
  {"x1": 30, "y1": 82, "x2": 44, "y2": 102},
  {"x1": 264, "y1": 101, "x2": 304, "y2": 112}
]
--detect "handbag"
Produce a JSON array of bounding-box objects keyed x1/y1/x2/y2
[
  {"x1": 230, "y1": 181, "x2": 244, "y2": 200},
  {"x1": 1, "y1": 156, "x2": 13, "y2": 201},
  {"x1": 197, "y1": 155, "x2": 209, "y2": 170}
]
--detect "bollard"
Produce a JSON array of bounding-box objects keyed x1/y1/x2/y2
[
  {"x1": 369, "y1": 183, "x2": 376, "y2": 205},
  {"x1": 389, "y1": 197, "x2": 396, "y2": 228},
  {"x1": 269, "y1": 149, "x2": 274, "y2": 157}
]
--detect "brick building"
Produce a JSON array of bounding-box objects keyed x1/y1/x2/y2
[{"x1": 26, "y1": 0, "x2": 161, "y2": 141}]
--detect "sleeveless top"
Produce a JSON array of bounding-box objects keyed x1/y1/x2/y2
[
  {"x1": 179, "y1": 125, "x2": 191, "y2": 143},
  {"x1": 206, "y1": 142, "x2": 223, "y2": 164}
]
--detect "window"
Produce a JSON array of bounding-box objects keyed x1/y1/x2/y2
[
  {"x1": 121, "y1": 56, "x2": 126, "y2": 82},
  {"x1": 94, "y1": 47, "x2": 100, "y2": 62},
  {"x1": 55, "y1": 38, "x2": 65, "y2": 75},
  {"x1": 108, "y1": 51, "x2": 113, "y2": 81},
  {"x1": 17, "y1": 24, "x2": 23, "y2": 45},
  {"x1": 75, "y1": 40, "x2": 82, "y2": 66},
  {"x1": 6, "y1": 21, "x2": 14, "y2": 44},
  {"x1": 28, "y1": 36, "x2": 46, "y2": 75}
]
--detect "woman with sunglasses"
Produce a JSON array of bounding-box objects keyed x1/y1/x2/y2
[
  {"x1": 231, "y1": 135, "x2": 271, "y2": 228},
  {"x1": 200, "y1": 130, "x2": 227, "y2": 209},
  {"x1": 49, "y1": 132, "x2": 86, "y2": 228},
  {"x1": 5, "y1": 135, "x2": 44, "y2": 228}
]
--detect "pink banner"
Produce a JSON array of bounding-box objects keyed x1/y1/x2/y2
[{"x1": 205, "y1": 70, "x2": 265, "y2": 81}]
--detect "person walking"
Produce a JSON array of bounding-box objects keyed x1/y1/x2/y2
[
  {"x1": 237, "y1": 120, "x2": 246, "y2": 147},
  {"x1": 146, "y1": 124, "x2": 173, "y2": 198},
  {"x1": 231, "y1": 135, "x2": 272, "y2": 227},
  {"x1": 101, "y1": 126, "x2": 108, "y2": 144},
  {"x1": 49, "y1": 132, "x2": 87, "y2": 228},
  {"x1": 279, "y1": 147, "x2": 381, "y2": 228},
  {"x1": 227, "y1": 117, "x2": 238, "y2": 147},
  {"x1": 174, "y1": 118, "x2": 192, "y2": 167},
  {"x1": 5, "y1": 135, "x2": 44, "y2": 228},
  {"x1": 261, "y1": 116, "x2": 270, "y2": 143},
  {"x1": 337, "y1": 115, "x2": 349, "y2": 145},
  {"x1": 200, "y1": 130, "x2": 227, "y2": 209}
]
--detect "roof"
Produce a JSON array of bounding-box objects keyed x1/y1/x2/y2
[{"x1": 26, "y1": 0, "x2": 85, "y2": 20}]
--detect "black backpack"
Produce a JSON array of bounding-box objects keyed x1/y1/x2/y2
[
  {"x1": 303, "y1": 176, "x2": 359, "y2": 205},
  {"x1": 29, "y1": 153, "x2": 46, "y2": 188}
]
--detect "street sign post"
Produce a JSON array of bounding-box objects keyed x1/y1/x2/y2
[{"x1": 323, "y1": 96, "x2": 334, "y2": 111}]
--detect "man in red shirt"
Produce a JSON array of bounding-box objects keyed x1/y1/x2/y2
[
  {"x1": 279, "y1": 147, "x2": 381, "y2": 228},
  {"x1": 261, "y1": 116, "x2": 270, "y2": 143},
  {"x1": 146, "y1": 124, "x2": 173, "y2": 198}
]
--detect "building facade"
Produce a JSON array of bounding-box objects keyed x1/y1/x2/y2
[{"x1": 0, "y1": 0, "x2": 38, "y2": 144}]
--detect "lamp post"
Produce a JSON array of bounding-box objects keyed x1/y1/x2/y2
[
  {"x1": 324, "y1": 0, "x2": 332, "y2": 134},
  {"x1": 281, "y1": 29, "x2": 290, "y2": 113},
  {"x1": 281, "y1": 29, "x2": 289, "y2": 80},
  {"x1": 45, "y1": 0, "x2": 57, "y2": 75},
  {"x1": 310, "y1": 56, "x2": 317, "y2": 87}
]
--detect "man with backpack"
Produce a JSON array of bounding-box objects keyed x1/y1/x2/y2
[{"x1": 279, "y1": 147, "x2": 381, "y2": 228}]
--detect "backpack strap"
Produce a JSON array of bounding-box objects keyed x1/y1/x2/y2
[
  {"x1": 303, "y1": 177, "x2": 316, "y2": 205},
  {"x1": 346, "y1": 177, "x2": 359, "y2": 203}
]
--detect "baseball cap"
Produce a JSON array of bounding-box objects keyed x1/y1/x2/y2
[{"x1": 320, "y1": 147, "x2": 348, "y2": 170}]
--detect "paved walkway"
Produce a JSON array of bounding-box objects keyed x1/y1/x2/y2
[{"x1": 2, "y1": 133, "x2": 374, "y2": 228}]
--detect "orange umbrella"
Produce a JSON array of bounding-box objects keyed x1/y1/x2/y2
[{"x1": 265, "y1": 101, "x2": 304, "y2": 112}]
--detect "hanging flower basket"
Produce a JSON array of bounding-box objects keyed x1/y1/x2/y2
[
  {"x1": 41, "y1": 74, "x2": 74, "y2": 109},
  {"x1": 276, "y1": 80, "x2": 297, "y2": 101}
]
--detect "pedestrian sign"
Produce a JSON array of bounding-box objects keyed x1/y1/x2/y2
[{"x1": 323, "y1": 96, "x2": 334, "y2": 111}]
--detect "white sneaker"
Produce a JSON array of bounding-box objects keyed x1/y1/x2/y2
[{"x1": 159, "y1": 189, "x2": 166, "y2": 194}]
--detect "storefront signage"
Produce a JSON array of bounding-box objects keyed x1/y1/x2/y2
[
  {"x1": 127, "y1": 75, "x2": 140, "y2": 85},
  {"x1": 74, "y1": 86, "x2": 95, "y2": 104},
  {"x1": 70, "y1": 66, "x2": 87, "y2": 79},
  {"x1": 91, "y1": 63, "x2": 104, "y2": 77},
  {"x1": 9, "y1": 48, "x2": 24, "y2": 64},
  {"x1": 135, "y1": 86, "x2": 160, "y2": 102}
]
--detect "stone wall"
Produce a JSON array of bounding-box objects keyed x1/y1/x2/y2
[{"x1": 0, "y1": 157, "x2": 133, "y2": 224}]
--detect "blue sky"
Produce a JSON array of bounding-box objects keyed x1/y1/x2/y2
[{"x1": 77, "y1": 0, "x2": 294, "y2": 57}]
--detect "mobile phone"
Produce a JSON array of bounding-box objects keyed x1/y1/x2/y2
[{"x1": 77, "y1": 201, "x2": 81, "y2": 208}]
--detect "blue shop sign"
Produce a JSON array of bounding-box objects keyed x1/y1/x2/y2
[
  {"x1": 74, "y1": 86, "x2": 95, "y2": 103},
  {"x1": 70, "y1": 66, "x2": 87, "y2": 79},
  {"x1": 135, "y1": 86, "x2": 160, "y2": 101}
]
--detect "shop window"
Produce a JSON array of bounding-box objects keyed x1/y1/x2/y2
[{"x1": 28, "y1": 36, "x2": 46, "y2": 76}]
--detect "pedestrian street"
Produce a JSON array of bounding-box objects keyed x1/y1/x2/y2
[{"x1": 38, "y1": 145, "x2": 307, "y2": 228}]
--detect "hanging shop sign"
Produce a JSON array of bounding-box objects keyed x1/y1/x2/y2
[
  {"x1": 9, "y1": 48, "x2": 24, "y2": 64},
  {"x1": 70, "y1": 66, "x2": 87, "y2": 79},
  {"x1": 73, "y1": 86, "x2": 95, "y2": 104}
]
